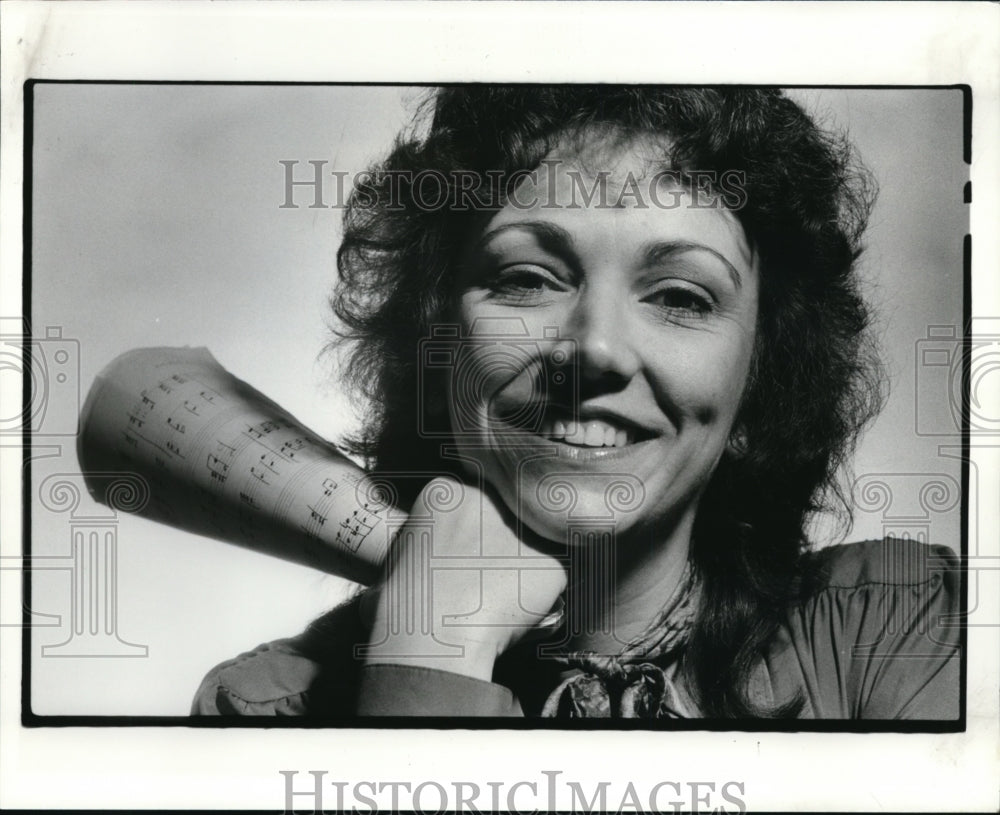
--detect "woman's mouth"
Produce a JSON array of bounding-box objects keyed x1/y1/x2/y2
[
  {"x1": 490, "y1": 403, "x2": 656, "y2": 450},
  {"x1": 537, "y1": 418, "x2": 632, "y2": 448}
]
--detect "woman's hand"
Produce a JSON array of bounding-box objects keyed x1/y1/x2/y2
[{"x1": 361, "y1": 477, "x2": 568, "y2": 682}]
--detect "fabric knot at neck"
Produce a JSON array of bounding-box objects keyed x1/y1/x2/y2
[{"x1": 540, "y1": 562, "x2": 701, "y2": 719}]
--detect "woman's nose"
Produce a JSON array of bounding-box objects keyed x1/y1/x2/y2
[{"x1": 559, "y1": 289, "x2": 641, "y2": 384}]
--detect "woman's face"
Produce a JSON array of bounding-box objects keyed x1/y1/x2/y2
[{"x1": 449, "y1": 130, "x2": 759, "y2": 543}]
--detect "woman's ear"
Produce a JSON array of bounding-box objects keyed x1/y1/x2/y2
[{"x1": 726, "y1": 424, "x2": 749, "y2": 458}]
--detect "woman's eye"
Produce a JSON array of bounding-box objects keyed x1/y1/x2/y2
[
  {"x1": 646, "y1": 285, "x2": 714, "y2": 317},
  {"x1": 488, "y1": 266, "x2": 563, "y2": 301}
]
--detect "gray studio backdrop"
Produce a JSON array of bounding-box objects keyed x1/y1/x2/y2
[{"x1": 24, "y1": 85, "x2": 966, "y2": 715}]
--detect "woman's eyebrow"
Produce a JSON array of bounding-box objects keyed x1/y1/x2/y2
[
  {"x1": 471, "y1": 221, "x2": 574, "y2": 256},
  {"x1": 471, "y1": 224, "x2": 745, "y2": 290},
  {"x1": 642, "y1": 241, "x2": 744, "y2": 291}
]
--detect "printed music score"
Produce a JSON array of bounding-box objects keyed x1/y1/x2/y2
[{"x1": 78, "y1": 346, "x2": 393, "y2": 583}]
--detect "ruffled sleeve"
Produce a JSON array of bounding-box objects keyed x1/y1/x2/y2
[
  {"x1": 191, "y1": 596, "x2": 525, "y2": 717},
  {"x1": 190, "y1": 599, "x2": 366, "y2": 716},
  {"x1": 761, "y1": 538, "x2": 961, "y2": 719}
]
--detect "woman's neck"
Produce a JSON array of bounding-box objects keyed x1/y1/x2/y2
[{"x1": 561, "y1": 511, "x2": 694, "y2": 658}]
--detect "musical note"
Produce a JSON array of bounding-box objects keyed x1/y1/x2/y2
[
  {"x1": 207, "y1": 454, "x2": 229, "y2": 472},
  {"x1": 279, "y1": 437, "x2": 305, "y2": 460},
  {"x1": 207, "y1": 452, "x2": 230, "y2": 484},
  {"x1": 339, "y1": 507, "x2": 381, "y2": 550},
  {"x1": 246, "y1": 420, "x2": 280, "y2": 438}
]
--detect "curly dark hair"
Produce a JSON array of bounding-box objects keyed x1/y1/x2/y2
[{"x1": 330, "y1": 86, "x2": 885, "y2": 718}]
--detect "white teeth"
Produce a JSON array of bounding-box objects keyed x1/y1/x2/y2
[
  {"x1": 583, "y1": 422, "x2": 605, "y2": 446},
  {"x1": 538, "y1": 418, "x2": 634, "y2": 447}
]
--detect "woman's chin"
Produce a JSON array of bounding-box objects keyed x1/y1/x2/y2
[
  {"x1": 497, "y1": 484, "x2": 652, "y2": 548},
  {"x1": 523, "y1": 513, "x2": 638, "y2": 548}
]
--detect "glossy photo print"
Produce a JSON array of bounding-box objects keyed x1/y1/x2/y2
[
  {"x1": 23, "y1": 83, "x2": 968, "y2": 725},
  {"x1": 3, "y1": 4, "x2": 998, "y2": 813}
]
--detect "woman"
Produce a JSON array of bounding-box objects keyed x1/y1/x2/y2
[{"x1": 193, "y1": 87, "x2": 960, "y2": 720}]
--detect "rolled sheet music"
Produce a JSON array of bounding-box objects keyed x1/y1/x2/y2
[{"x1": 77, "y1": 347, "x2": 393, "y2": 584}]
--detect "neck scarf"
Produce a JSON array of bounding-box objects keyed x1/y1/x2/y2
[{"x1": 540, "y1": 562, "x2": 702, "y2": 718}]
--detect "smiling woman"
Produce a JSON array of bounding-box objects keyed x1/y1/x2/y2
[
  {"x1": 453, "y1": 134, "x2": 758, "y2": 549},
  {"x1": 192, "y1": 87, "x2": 961, "y2": 720}
]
